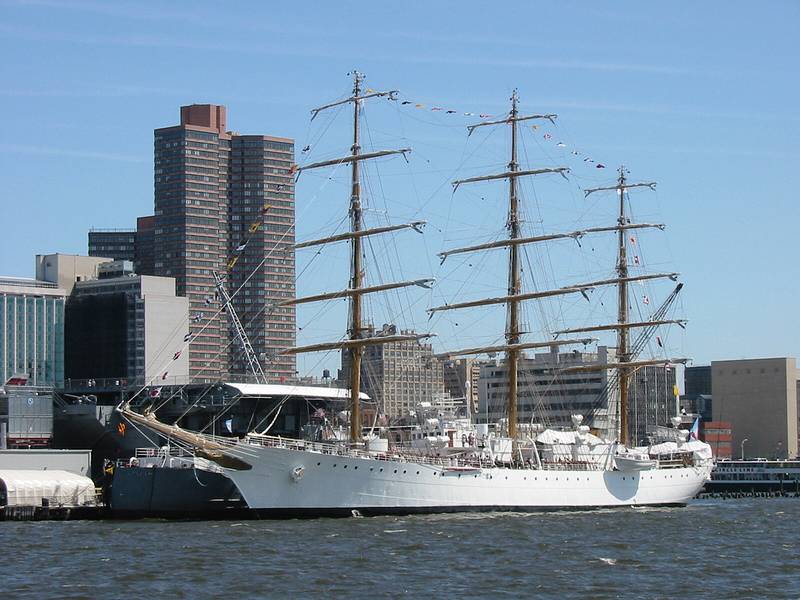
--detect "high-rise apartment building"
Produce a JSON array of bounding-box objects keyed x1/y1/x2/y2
[
  {"x1": 478, "y1": 346, "x2": 679, "y2": 442},
  {"x1": 153, "y1": 104, "x2": 295, "y2": 380},
  {"x1": 228, "y1": 135, "x2": 296, "y2": 381}
]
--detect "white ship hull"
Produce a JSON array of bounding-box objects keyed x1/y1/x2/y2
[{"x1": 222, "y1": 440, "x2": 712, "y2": 517}]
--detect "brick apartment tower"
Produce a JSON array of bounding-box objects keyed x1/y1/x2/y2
[{"x1": 154, "y1": 105, "x2": 296, "y2": 381}]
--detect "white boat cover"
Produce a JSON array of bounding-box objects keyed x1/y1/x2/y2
[
  {"x1": 646, "y1": 440, "x2": 713, "y2": 461},
  {"x1": 0, "y1": 469, "x2": 96, "y2": 507},
  {"x1": 681, "y1": 440, "x2": 714, "y2": 460},
  {"x1": 535, "y1": 429, "x2": 604, "y2": 446}
]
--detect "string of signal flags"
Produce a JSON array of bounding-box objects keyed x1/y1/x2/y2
[{"x1": 317, "y1": 89, "x2": 611, "y2": 170}]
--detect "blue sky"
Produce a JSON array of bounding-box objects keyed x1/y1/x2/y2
[{"x1": 1, "y1": 0, "x2": 797, "y2": 377}]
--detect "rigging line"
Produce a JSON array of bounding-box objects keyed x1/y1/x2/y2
[
  {"x1": 518, "y1": 130, "x2": 565, "y2": 337},
  {"x1": 362, "y1": 111, "x2": 419, "y2": 324},
  {"x1": 393, "y1": 101, "x2": 437, "y2": 317},
  {"x1": 209, "y1": 341, "x2": 339, "y2": 436}
]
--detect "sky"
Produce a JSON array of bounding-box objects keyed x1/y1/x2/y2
[{"x1": 1, "y1": 0, "x2": 798, "y2": 379}]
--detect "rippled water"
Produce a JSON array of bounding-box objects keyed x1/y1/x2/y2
[{"x1": 2, "y1": 498, "x2": 799, "y2": 599}]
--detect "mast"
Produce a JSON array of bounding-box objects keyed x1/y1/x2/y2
[
  {"x1": 584, "y1": 168, "x2": 661, "y2": 446},
  {"x1": 616, "y1": 166, "x2": 630, "y2": 445},
  {"x1": 349, "y1": 71, "x2": 365, "y2": 443},
  {"x1": 507, "y1": 90, "x2": 521, "y2": 444},
  {"x1": 292, "y1": 72, "x2": 427, "y2": 445}
]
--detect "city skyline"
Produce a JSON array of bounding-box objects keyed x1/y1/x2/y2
[{"x1": 1, "y1": 1, "x2": 798, "y2": 378}]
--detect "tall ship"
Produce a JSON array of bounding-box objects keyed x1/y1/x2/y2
[{"x1": 120, "y1": 73, "x2": 713, "y2": 516}]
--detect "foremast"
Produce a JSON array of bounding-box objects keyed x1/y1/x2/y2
[
  {"x1": 349, "y1": 71, "x2": 366, "y2": 443},
  {"x1": 285, "y1": 72, "x2": 433, "y2": 444}
]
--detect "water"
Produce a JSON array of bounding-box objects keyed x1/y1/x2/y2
[{"x1": 2, "y1": 498, "x2": 799, "y2": 599}]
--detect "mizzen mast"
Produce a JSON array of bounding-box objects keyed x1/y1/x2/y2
[{"x1": 584, "y1": 167, "x2": 665, "y2": 446}]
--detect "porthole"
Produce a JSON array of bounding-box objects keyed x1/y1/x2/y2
[
  {"x1": 343, "y1": 465, "x2": 348, "y2": 469},
  {"x1": 403, "y1": 470, "x2": 407, "y2": 474},
  {"x1": 379, "y1": 468, "x2": 384, "y2": 472},
  {"x1": 416, "y1": 471, "x2": 420, "y2": 475},
  {"x1": 354, "y1": 466, "x2": 358, "y2": 470},
  {"x1": 316, "y1": 462, "x2": 321, "y2": 466},
  {"x1": 333, "y1": 464, "x2": 337, "y2": 468},
  {"x1": 393, "y1": 469, "x2": 397, "y2": 474}
]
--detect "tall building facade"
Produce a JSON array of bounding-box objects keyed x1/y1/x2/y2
[
  {"x1": 228, "y1": 135, "x2": 296, "y2": 381},
  {"x1": 135, "y1": 215, "x2": 156, "y2": 275},
  {"x1": 154, "y1": 105, "x2": 230, "y2": 379},
  {"x1": 0, "y1": 277, "x2": 66, "y2": 386},
  {"x1": 341, "y1": 325, "x2": 444, "y2": 418},
  {"x1": 153, "y1": 104, "x2": 295, "y2": 381}
]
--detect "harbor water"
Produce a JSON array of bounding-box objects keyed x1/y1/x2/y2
[{"x1": 1, "y1": 498, "x2": 798, "y2": 599}]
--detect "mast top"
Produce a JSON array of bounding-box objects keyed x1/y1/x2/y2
[{"x1": 310, "y1": 71, "x2": 398, "y2": 121}]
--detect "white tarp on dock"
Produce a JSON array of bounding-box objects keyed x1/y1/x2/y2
[{"x1": 0, "y1": 469, "x2": 96, "y2": 507}]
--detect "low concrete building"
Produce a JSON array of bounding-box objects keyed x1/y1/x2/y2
[
  {"x1": 711, "y1": 357, "x2": 798, "y2": 459},
  {"x1": 478, "y1": 346, "x2": 617, "y2": 436},
  {"x1": 65, "y1": 275, "x2": 189, "y2": 385},
  {"x1": 35, "y1": 253, "x2": 111, "y2": 295}
]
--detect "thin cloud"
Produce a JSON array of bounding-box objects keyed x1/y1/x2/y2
[
  {"x1": 0, "y1": 23, "x2": 688, "y2": 76},
  {"x1": 0, "y1": 143, "x2": 148, "y2": 163}
]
